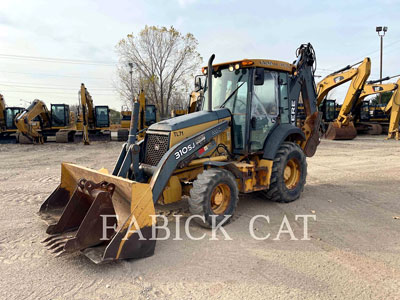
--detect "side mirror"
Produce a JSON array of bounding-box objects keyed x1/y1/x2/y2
[
  {"x1": 195, "y1": 76, "x2": 203, "y2": 91},
  {"x1": 254, "y1": 68, "x2": 264, "y2": 86}
]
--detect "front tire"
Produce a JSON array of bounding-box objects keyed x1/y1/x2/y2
[
  {"x1": 189, "y1": 168, "x2": 239, "y2": 228},
  {"x1": 263, "y1": 142, "x2": 307, "y2": 203}
]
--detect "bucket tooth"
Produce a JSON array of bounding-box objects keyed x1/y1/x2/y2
[
  {"x1": 47, "y1": 239, "x2": 68, "y2": 250},
  {"x1": 54, "y1": 250, "x2": 68, "y2": 258},
  {"x1": 44, "y1": 236, "x2": 67, "y2": 248},
  {"x1": 41, "y1": 234, "x2": 61, "y2": 244},
  {"x1": 51, "y1": 246, "x2": 66, "y2": 254}
]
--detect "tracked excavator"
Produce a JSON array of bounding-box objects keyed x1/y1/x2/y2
[
  {"x1": 15, "y1": 100, "x2": 76, "y2": 144},
  {"x1": 39, "y1": 43, "x2": 322, "y2": 263},
  {"x1": 316, "y1": 58, "x2": 371, "y2": 139},
  {"x1": 356, "y1": 76, "x2": 399, "y2": 134},
  {"x1": 0, "y1": 94, "x2": 24, "y2": 143},
  {"x1": 77, "y1": 83, "x2": 111, "y2": 144}
]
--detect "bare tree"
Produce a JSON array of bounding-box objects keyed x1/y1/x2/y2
[{"x1": 115, "y1": 26, "x2": 202, "y2": 118}]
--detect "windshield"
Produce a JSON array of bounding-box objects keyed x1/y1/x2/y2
[
  {"x1": 145, "y1": 105, "x2": 157, "y2": 126},
  {"x1": 203, "y1": 68, "x2": 249, "y2": 112},
  {"x1": 203, "y1": 68, "x2": 250, "y2": 151}
]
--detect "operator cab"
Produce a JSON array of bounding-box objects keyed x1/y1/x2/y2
[
  {"x1": 51, "y1": 104, "x2": 70, "y2": 127},
  {"x1": 145, "y1": 105, "x2": 157, "y2": 126},
  {"x1": 5, "y1": 107, "x2": 23, "y2": 130},
  {"x1": 202, "y1": 59, "x2": 294, "y2": 154},
  {"x1": 94, "y1": 106, "x2": 110, "y2": 128},
  {"x1": 320, "y1": 99, "x2": 336, "y2": 122}
]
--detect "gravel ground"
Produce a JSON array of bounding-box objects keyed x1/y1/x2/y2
[{"x1": 0, "y1": 136, "x2": 399, "y2": 299}]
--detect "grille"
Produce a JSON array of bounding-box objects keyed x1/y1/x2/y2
[{"x1": 144, "y1": 133, "x2": 170, "y2": 166}]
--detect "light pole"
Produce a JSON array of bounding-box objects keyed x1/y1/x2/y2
[{"x1": 376, "y1": 26, "x2": 388, "y2": 104}]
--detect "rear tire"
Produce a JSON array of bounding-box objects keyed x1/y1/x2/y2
[
  {"x1": 263, "y1": 142, "x2": 307, "y2": 203},
  {"x1": 189, "y1": 168, "x2": 239, "y2": 228}
]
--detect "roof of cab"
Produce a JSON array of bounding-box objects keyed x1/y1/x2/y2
[{"x1": 203, "y1": 59, "x2": 295, "y2": 73}]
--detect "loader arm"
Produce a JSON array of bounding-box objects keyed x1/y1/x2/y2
[{"x1": 15, "y1": 99, "x2": 51, "y2": 142}]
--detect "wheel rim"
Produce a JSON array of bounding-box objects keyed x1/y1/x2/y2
[
  {"x1": 210, "y1": 183, "x2": 231, "y2": 214},
  {"x1": 284, "y1": 158, "x2": 301, "y2": 190}
]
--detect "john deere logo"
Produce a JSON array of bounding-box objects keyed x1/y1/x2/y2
[{"x1": 154, "y1": 144, "x2": 160, "y2": 151}]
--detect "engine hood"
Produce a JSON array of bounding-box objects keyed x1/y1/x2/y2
[{"x1": 148, "y1": 108, "x2": 231, "y2": 132}]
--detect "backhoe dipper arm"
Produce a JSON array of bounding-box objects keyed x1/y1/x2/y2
[{"x1": 288, "y1": 43, "x2": 320, "y2": 157}]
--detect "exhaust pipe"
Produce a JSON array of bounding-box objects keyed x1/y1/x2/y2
[{"x1": 207, "y1": 54, "x2": 215, "y2": 112}]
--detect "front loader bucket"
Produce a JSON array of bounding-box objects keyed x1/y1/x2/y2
[
  {"x1": 325, "y1": 122, "x2": 357, "y2": 140},
  {"x1": 38, "y1": 162, "x2": 156, "y2": 263}
]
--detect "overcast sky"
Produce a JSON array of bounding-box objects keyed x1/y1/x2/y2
[{"x1": 1, "y1": 0, "x2": 399, "y2": 110}]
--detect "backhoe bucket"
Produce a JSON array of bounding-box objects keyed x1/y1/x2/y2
[
  {"x1": 38, "y1": 162, "x2": 156, "y2": 263},
  {"x1": 325, "y1": 122, "x2": 357, "y2": 140}
]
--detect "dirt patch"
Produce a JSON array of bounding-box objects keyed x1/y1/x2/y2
[{"x1": 0, "y1": 137, "x2": 399, "y2": 299}]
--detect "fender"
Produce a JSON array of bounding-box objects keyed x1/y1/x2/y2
[
  {"x1": 262, "y1": 124, "x2": 305, "y2": 160},
  {"x1": 203, "y1": 161, "x2": 243, "y2": 179}
]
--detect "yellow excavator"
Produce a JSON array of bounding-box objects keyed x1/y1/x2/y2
[
  {"x1": 116, "y1": 90, "x2": 157, "y2": 141},
  {"x1": 15, "y1": 100, "x2": 76, "y2": 144},
  {"x1": 39, "y1": 43, "x2": 322, "y2": 263},
  {"x1": 316, "y1": 58, "x2": 371, "y2": 139},
  {"x1": 0, "y1": 94, "x2": 24, "y2": 143},
  {"x1": 355, "y1": 76, "x2": 399, "y2": 134},
  {"x1": 77, "y1": 83, "x2": 111, "y2": 144}
]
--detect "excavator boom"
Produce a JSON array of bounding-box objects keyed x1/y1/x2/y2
[
  {"x1": 325, "y1": 57, "x2": 371, "y2": 140},
  {"x1": 15, "y1": 100, "x2": 51, "y2": 144},
  {"x1": 78, "y1": 83, "x2": 111, "y2": 144}
]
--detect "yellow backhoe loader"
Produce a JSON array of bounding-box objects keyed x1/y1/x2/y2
[
  {"x1": 0, "y1": 94, "x2": 24, "y2": 143},
  {"x1": 39, "y1": 43, "x2": 322, "y2": 263},
  {"x1": 115, "y1": 90, "x2": 157, "y2": 141},
  {"x1": 317, "y1": 58, "x2": 371, "y2": 139},
  {"x1": 77, "y1": 83, "x2": 111, "y2": 144},
  {"x1": 15, "y1": 100, "x2": 76, "y2": 144}
]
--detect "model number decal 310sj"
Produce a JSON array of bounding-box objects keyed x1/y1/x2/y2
[{"x1": 174, "y1": 142, "x2": 196, "y2": 160}]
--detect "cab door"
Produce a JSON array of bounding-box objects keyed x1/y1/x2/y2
[{"x1": 249, "y1": 70, "x2": 280, "y2": 152}]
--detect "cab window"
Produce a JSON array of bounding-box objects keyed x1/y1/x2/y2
[{"x1": 250, "y1": 70, "x2": 279, "y2": 151}]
